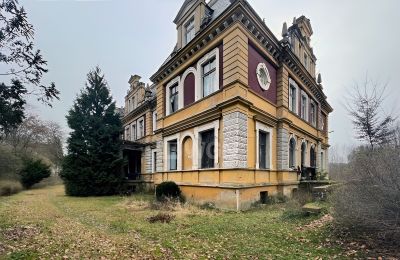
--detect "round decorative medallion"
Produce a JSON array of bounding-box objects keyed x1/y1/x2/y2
[{"x1": 256, "y1": 63, "x2": 271, "y2": 91}]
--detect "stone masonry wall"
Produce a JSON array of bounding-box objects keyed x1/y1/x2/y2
[
  {"x1": 277, "y1": 127, "x2": 289, "y2": 170},
  {"x1": 223, "y1": 111, "x2": 247, "y2": 168}
]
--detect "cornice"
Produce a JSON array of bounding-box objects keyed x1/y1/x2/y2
[
  {"x1": 282, "y1": 47, "x2": 333, "y2": 113},
  {"x1": 150, "y1": 0, "x2": 283, "y2": 84}
]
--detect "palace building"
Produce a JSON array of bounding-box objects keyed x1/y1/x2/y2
[{"x1": 122, "y1": 0, "x2": 332, "y2": 210}]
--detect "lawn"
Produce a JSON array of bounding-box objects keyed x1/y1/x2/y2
[{"x1": 0, "y1": 185, "x2": 351, "y2": 259}]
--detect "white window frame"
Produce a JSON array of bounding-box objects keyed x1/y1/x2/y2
[
  {"x1": 152, "y1": 111, "x2": 157, "y2": 134},
  {"x1": 184, "y1": 16, "x2": 195, "y2": 45},
  {"x1": 288, "y1": 134, "x2": 297, "y2": 169},
  {"x1": 165, "y1": 76, "x2": 183, "y2": 116},
  {"x1": 255, "y1": 121, "x2": 273, "y2": 170},
  {"x1": 194, "y1": 120, "x2": 219, "y2": 169},
  {"x1": 137, "y1": 117, "x2": 144, "y2": 139},
  {"x1": 288, "y1": 78, "x2": 299, "y2": 115},
  {"x1": 300, "y1": 90, "x2": 309, "y2": 121},
  {"x1": 164, "y1": 134, "x2": 181, "y2": 171},
  {"x1": 196, "y1": 48, "x2": 220, "y2": 101},
  {"x1": 310, "y1": 100, "x2": 317, "y2": 127},
  {"x1": 131, "y1": 122, "x2": 136, "y2": 141}
]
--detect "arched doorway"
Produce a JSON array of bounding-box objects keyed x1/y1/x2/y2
[{"x1": 182, "y1": 136, "x2": 193, "y2": 170}]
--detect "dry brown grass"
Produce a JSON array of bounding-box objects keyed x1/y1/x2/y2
[{"x1": 0, "y1": 180, "x2": 23, "y2": 196}]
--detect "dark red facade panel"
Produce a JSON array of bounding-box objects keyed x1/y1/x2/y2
[{"x1": 248, "y1": 43, "x2": 277, "y2": 104}]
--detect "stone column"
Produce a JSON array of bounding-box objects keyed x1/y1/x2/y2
[
  {"x1": 277, "y1": 127, "x2": 289, "y2": 170},
  {"x1": 223, "y1": 111, "x2": 247, "y2": 168}
]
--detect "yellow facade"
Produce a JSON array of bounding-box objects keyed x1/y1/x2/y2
[{"x1": 123, "y1": 0, "x2": 332, "y2": 210}]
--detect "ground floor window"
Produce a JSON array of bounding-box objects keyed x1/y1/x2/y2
[
  {"x1": 200, "y1": 129, "x2": 215, "y2": 169},
  {"x1": 168, "y1": 140, "x2": 177, "y2": 170},
  {"x1": 289, "y1": 137, "x2": 296, "y2": 168},
  {"x1": 258, "y1": 131, "x2": 270, "y2": 169}
]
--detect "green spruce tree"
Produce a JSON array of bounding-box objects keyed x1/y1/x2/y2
[{"x1": 61, "y1": 67, "x2": 123, "y2": 196}]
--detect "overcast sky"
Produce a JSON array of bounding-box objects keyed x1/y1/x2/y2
[{"x1": 20, "y1": 0, "x2": 400, "y2": 152}]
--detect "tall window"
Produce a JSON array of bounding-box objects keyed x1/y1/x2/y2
[
  {"x1": 138, "y1": 119, "x2": 144, "y2": 139},
  {"x1": 310, "y1": 146, "x2": 316, "y2": 167},
  {"x1": 202, "y1": 57, "x2": 216, "y2": 97},
  {"x1": 168, "y1": 140, "x2": 177, "y2": 171},
  {"x1": 128, "y1": 99, "x2": 131, "y2": 112},
  {"x1": 289, "y1": 138, "x2": 296, "y2": 168},
  {"x1": 152, "y1": 150, "x2": 157, "y2": 173},
  {"x1": 152, "y1": 111, "x2": 157, "y2": 133},
  {"x1": 131, "y1": 124, "x2": 136, "y2": 141},
  {"x1": 259, "y1": 131, "x2": 270, "y2": 169},
  {"x1": 185, "y1": 18, "x2": 195, "y2": 44},
  {"x1": 301, "y1": 94, "x2": 308, "y2": 120},
  {"x1": 132, "y1": 96, "x2": 136, "y2": 110},
  {"x1": 170, "y1": 83, "x2": 178, "y2": 113},
  {"x1": 304, "y1": 53, "x2": 308, "y2": 70},
  {"x1": 200, "y1": 129, "x2": 215, "y2": 169},
  {"x1": 289, "y1": 84, "x2": 297, "y2": 113},
  {"x1": 301, "y1": 142, "x2": 306, "y2": 166},
  {"x1": 310, "y1": 102, "x2": 316, "y2": 126}
]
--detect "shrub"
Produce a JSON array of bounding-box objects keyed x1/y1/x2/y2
[
  {"x1": 147, "y1": 213, "x2": 174, "y2": 224},
  {"x1": 18, "y1": 159, "x2": 51, "y2": 189},
  {"x1": 0, "y1": 180, "x2": 23, "y2": 196},
  {"x1": 155, "y1": 182, "x2": 182, "y2": 201},
  {"x1": 332, "y1": 146, "x2": 400, "y2": 244},
  {"x1": 0, "y1": 145, "x2": 23, "y2": 180}
]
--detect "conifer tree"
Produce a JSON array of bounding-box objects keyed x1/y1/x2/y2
[{"x1": 61, "y1": 67, "x2": 123, "y2": 196}]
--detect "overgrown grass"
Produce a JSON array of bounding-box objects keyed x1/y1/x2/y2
[{"x1": 0, "y1": 185, "x2": 353, "y2": 259}]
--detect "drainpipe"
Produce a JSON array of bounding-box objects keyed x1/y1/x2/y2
[{"x1": 236, "y1": 189, "x2": 240, "y2": 212}]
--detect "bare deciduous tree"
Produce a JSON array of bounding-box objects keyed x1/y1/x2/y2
[{"x1": 346, "y1": 76, "x2": 395, "y2": 150}]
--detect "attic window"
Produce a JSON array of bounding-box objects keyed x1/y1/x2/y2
[{"x1": 185, "y1": 17, "x2": 195, "y2": 45}]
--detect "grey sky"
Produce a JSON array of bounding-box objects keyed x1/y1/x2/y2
[{"x1": 20, "y1": 0, "x2": 400, "y2": 150}]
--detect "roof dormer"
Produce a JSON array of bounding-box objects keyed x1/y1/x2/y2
[{"x1": 174, "y1": 0, "x2": 214, "y2": 49}]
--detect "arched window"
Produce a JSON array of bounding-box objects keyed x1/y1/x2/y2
[
  {"x1": 301, "y1": 142, "x2": 307, "y2": 167},
  {"x1": 310, "y1": 146, "x2": 316, "y2": 167},
  {"x1": 289, "y1": 138, "x2": 296, "y2": 168},
  {"x1": 182, "y1": 136, "x2": 193, "y2": 170}
]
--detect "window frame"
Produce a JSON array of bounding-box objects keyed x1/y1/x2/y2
[
  {"x1": 164, "y1": 133, "x2": 181, "y2": 171},
  {"x1": 131, "y1": 122, "x2": 136, "y2": 141},
  {"x1": 300, "y1": 90, "x2": 309, "y2": 121},
  {"x1": 152, "y1": 111, "x2": 157, "y2": 134},
  {"x1": 310, "y1": 100, "x2": 317, "y2": 127},
  {"x1": 184, "y1": 17, "x2": 195, "y2": 45},
  {"x1": 194, "y1": 120, "x2": 219, "y2": 169},
  {"x1": 196, "y1": 48, "x2": 220, "y2": 101},
  {"x1": 255, "y1": 121, "x2": 273, "y2": 170},
  {"x1": 288, "y1": 78, "x2": 299, "y2": 115},
  {"x1": 165, "y1": 76, "x2": 182, "y2": 116},
  {"x1": 168, "y1": 140, "x2": 178, "y2": 171},
  {"x1": 137, "y1": 117, "x2": 144, "y2": 139},
  {"x1": 289, "y1": 136, "x2": 297, "y2": 169},
  {"x1": 201, "y1": 57, "x2": 217, "y2": 98},
  {"x1": 199, "y1": 129, "x2": 215, "y2": 169}
]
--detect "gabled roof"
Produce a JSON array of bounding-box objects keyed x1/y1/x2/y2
[{"x1": 173, "y1": 0, "x2": 198, "y2": 24}]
